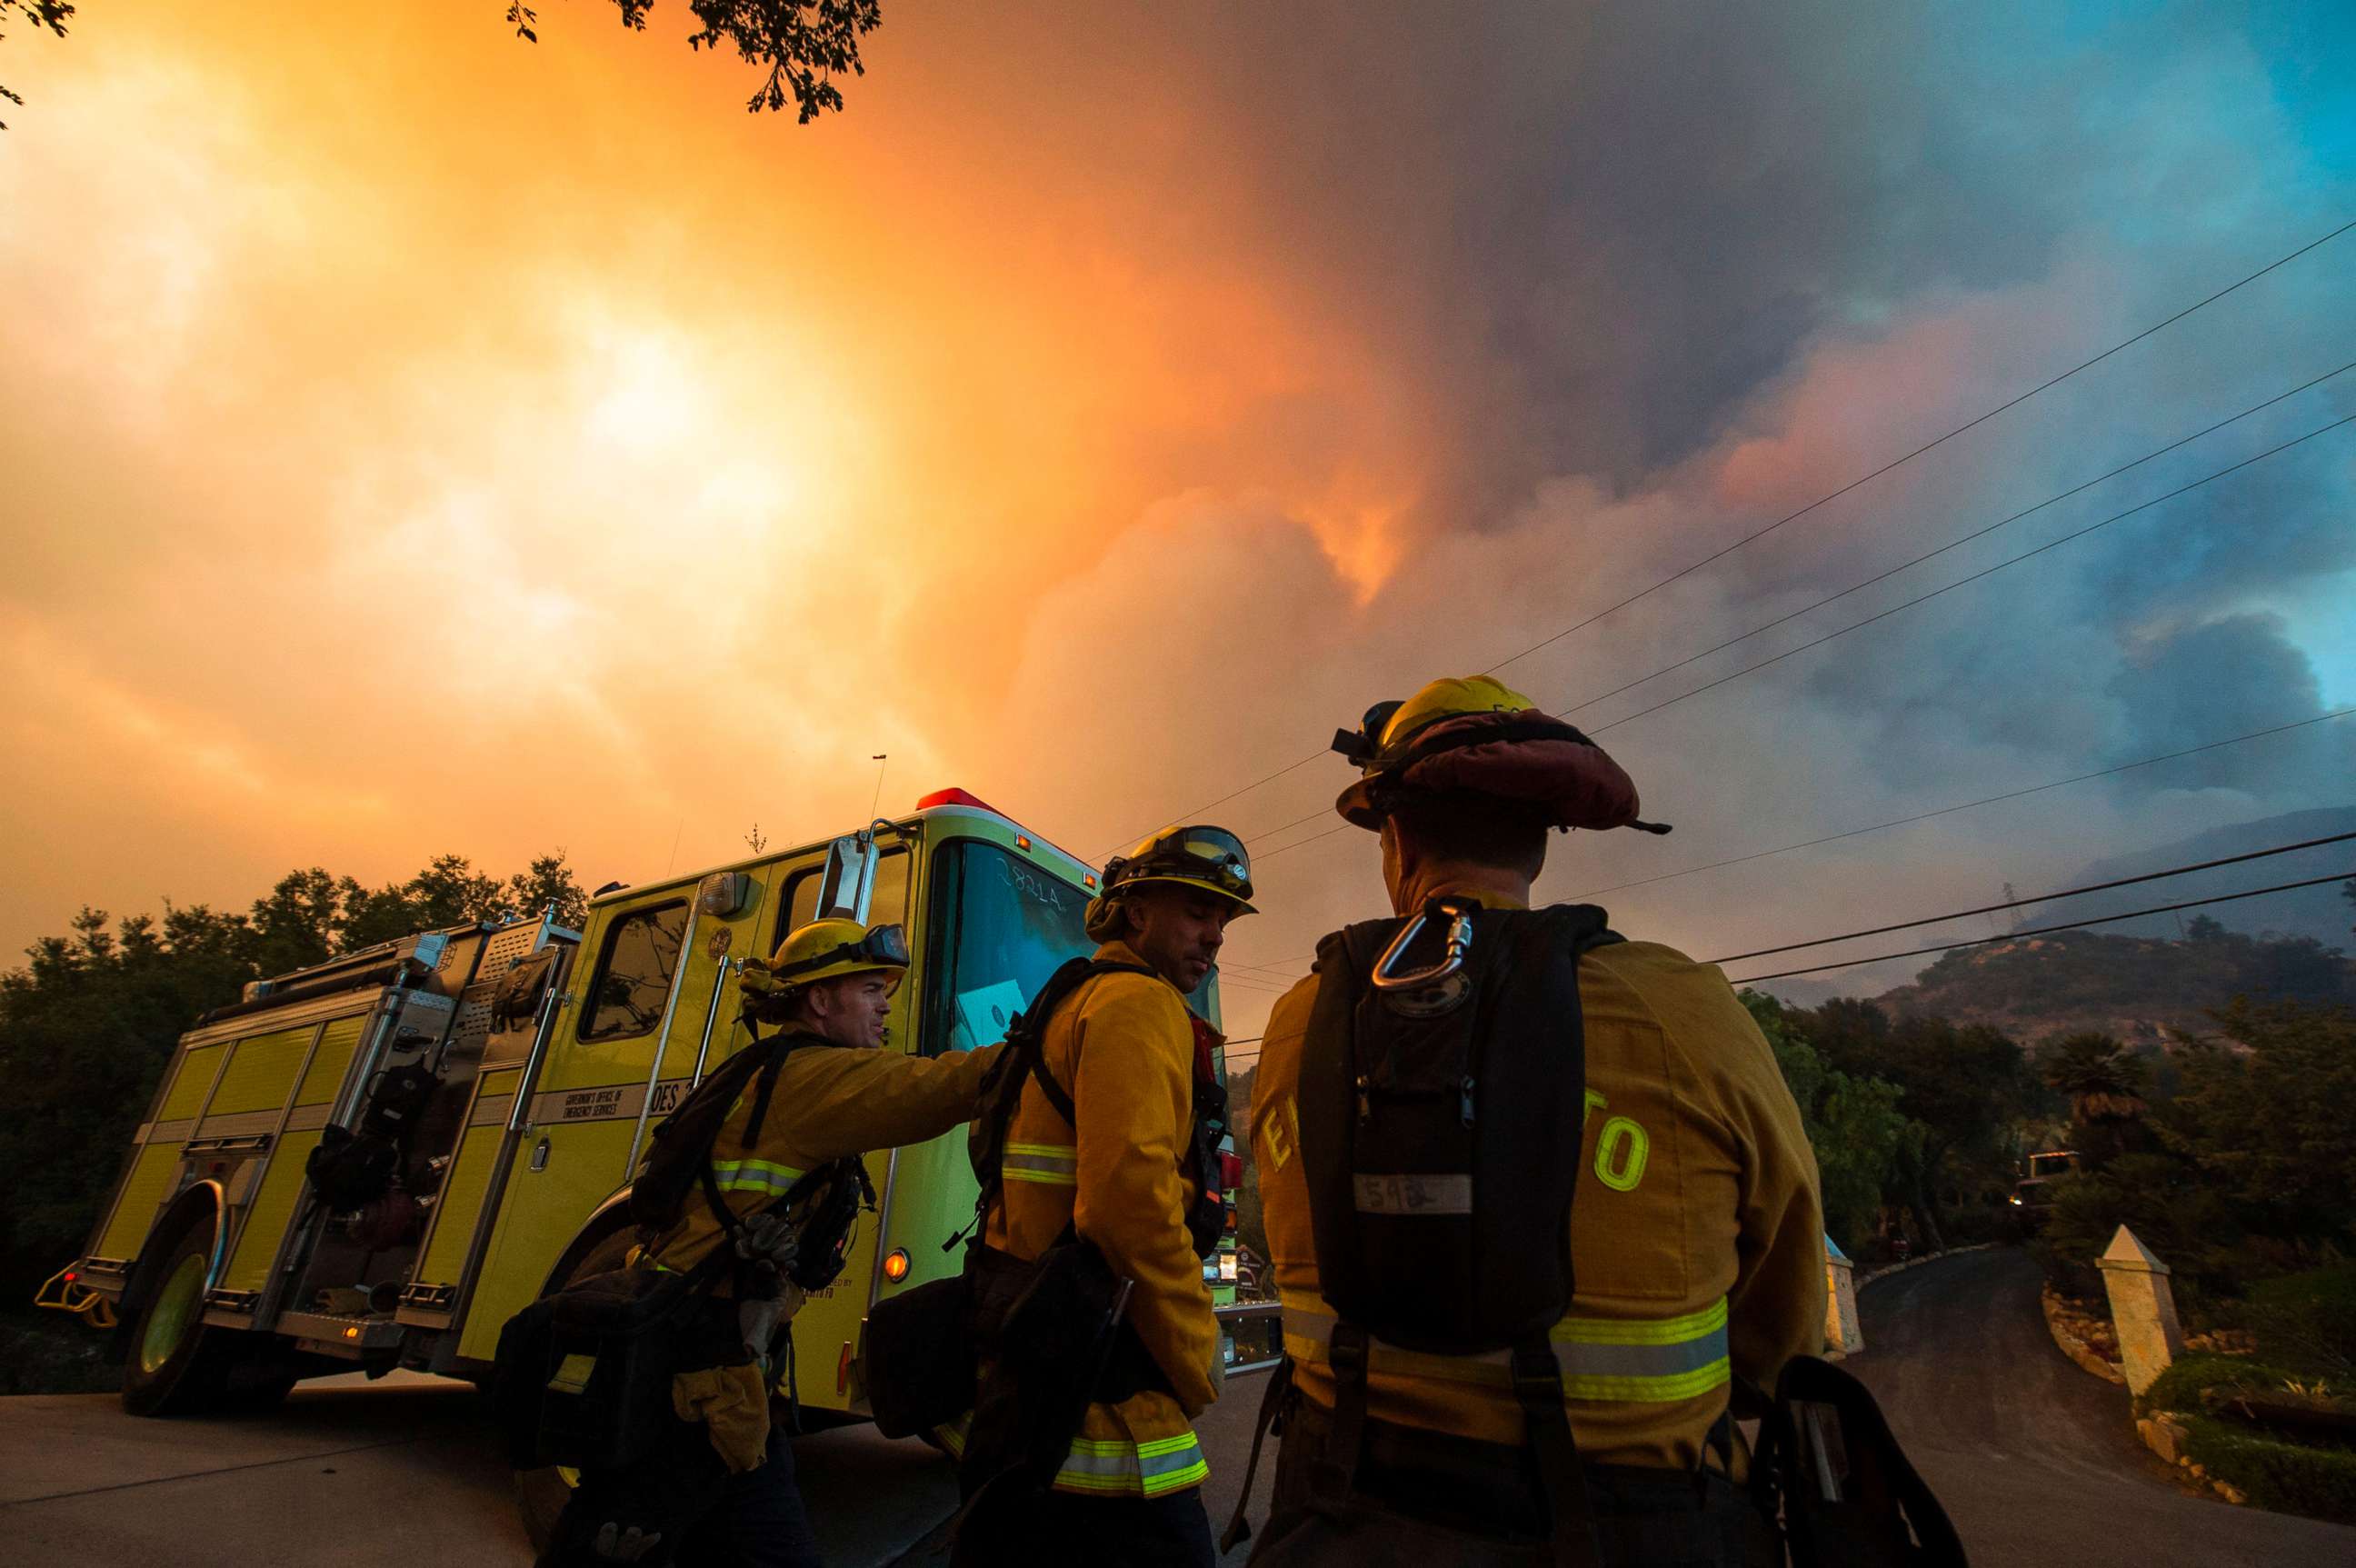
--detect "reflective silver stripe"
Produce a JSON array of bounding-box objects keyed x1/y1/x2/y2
[
  {"x1": 1003, "y1": 1141, "x2": 1079, "y2": 1186},
  {"x1": 710, "y1": 1158, "x2": 805, "y2": 1196},
  {"x1": 1280, "y1": 1297, "x2": 1732, "y2": 1403},
  {"x1": 1353, "y1": 1173, "x2": 1472, "y2": 1214},
  {"x1": 1053, "y1": 1432, "x2": 1210, "y2": 1496}
]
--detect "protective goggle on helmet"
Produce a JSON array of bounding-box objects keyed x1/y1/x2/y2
[{"x1": 1101, "y1": 824, "x2": 1257, "y2": 913}]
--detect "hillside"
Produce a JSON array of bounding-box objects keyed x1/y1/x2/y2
[
  {"x1": 1874, "y1": 924, "x2": 2354, "y2": 1050},
  {"x1": 2056, "y1": 807, "x2": 2356, "y2": 948}
]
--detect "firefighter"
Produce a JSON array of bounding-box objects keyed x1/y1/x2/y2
[
  {"x1": 543, "y1": 918, "x2": 1007, "y2": 1568},
  {"x1": 948, "y1": 826, "x2": 1253, "y2": 1567},
  {"x1": 1243, "y1": 677, "x2": 1825, "y2": 1565}
]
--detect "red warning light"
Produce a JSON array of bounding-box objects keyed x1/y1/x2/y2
[{"x1": 915, "y1": 786, "x2": 1001, "y2": 814}]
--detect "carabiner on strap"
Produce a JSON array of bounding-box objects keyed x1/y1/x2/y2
[{"x1": 1371, "y1": 898, "x2": 1476, "y2": 992}]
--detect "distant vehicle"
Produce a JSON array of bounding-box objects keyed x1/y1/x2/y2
[{"x1": 2009, "y1": 1149, "x2": 2080, "y2": 1220}]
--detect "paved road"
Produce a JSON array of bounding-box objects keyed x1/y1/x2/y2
[
  {"x1": 1848, "y1": 1247, "x2": 2356, "y2": 1566},
  {"x1": 9, "y1": 1253, "x2": 2352, "y2": 1565},
  {"x1": 0, "y1": 1370, "x2": 952, "y2": 1567}
]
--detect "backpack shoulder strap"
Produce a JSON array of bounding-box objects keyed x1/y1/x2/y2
[
  {"x1": 967, "y1": 958, "x2": 1157, "y2": 1220},
  {"x1": 1024, "y1": 958, "x2": 1157, "y2": 1126},
  {"x1": 697, "y1": 1027, "x2": 805, "y2": 1241}
]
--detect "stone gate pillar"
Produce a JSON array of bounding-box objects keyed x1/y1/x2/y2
[
  {"x1": 2097, "y1": 1224, "x2": 2183, "y2": 1395},
  {"x1": 1823, "y1": 1234, "x2": 1862, "y2": 1357}
]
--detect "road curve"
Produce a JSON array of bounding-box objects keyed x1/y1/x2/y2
[{"x1": 1849, "y1": 1247, "x2": 2355, "y2": 1567}]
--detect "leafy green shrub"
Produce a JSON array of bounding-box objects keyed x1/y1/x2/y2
[
  {"x1": 2244, "y1": 1264, "x2": 2356, "y2": 1380},
  {"x1": 2140, "y1": 1352, "x2": 2356, "y2": 1524},
  {"x1": 2138, "y1": 1352, "x2": 2299, "y2": 1417},
  {"x1": 2179, "y1": 1412, "x2": 2356, "y2": 1524}
]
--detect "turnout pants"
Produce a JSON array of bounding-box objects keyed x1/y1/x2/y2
[
  {"x1": 540, "y1": 1417, "x2": 822, "y2": 1568},
  {"x1": 1272, "y1": 1393, "x2": 1758, "y2": 1568},
  {"x1": 952, "y1": 1487, "x2": 1215, "y2": 1568}
]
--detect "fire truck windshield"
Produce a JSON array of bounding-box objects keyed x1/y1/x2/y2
[{"x1": 928, "y1": 840, "x2": 1093, "y2": 1054}]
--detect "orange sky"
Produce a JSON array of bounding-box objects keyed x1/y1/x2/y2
[
  {"x1": 0, "y1": 5, "x2": 1431, "y2": 992},
  {"x1": 5, "y1": 3, "x2": 2351, "y2": 1041}
]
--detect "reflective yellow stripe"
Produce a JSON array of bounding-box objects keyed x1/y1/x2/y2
[
  {"x1": 1279, "y1": 1292, "x2": 1732, "y2": 1404},
  {"x1": 1052, "y1": 1430, "x2": 1209, "y2": 1496},
  {"x1": 1549, "y1": 1296, "x2": 1727, "y2": 1346},
  {"x1": 1003, "y1": 1141, "x2": 1080, "y2": 1187},
  {"x1": 710, "y1": 1157, "x2": 805, "y2": 1196},
  {"x1": 935, "y1": 1410, "x2": 1205, "y2": 1496}
]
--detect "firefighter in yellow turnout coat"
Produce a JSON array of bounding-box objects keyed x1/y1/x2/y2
[
  {"x1": 1245, "y1": 678, "x2": 1824, "y2": 1566},
  {"x1": 544, "y1": 919, "x2": 1004, "y2": 1568},
  {"x1": 947, "y1": 826, "x2": 1253, "y2": 1568}
]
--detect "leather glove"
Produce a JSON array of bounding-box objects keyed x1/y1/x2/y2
[{"x1": 672, "y1": 1363, "x2": 772, "y2": 1473}]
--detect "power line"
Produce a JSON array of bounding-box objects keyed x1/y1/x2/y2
[
  {"x1": 1237, "y1": 707, "x2": 2356, "y2": 972},
  {"x1": 1558, "y1": 362, "x2": 2356, "y2": 722},
  {"x1": 1480, "y1": 217, "x2": 2356, "y2": 678},
  {"x1": 1705, "y1": 830, "x2": 2356, "y2": 965},
  {"x1": 1587, "y1": 412, "x2": 2356, "y2": 736},
  {"x1": 1095, "y1": 754, "x2": 1331, "y2": 861},
  {"x1": 1570, "y1": 707, "x2": 2355, "y2": 899},
  {"x1": 1256, "y1": 819, "x2": 1354, "y2": 864},
  {"x1": 1096, "y1": 219, "x2": 2354, "y2": 860},
  {"x1": 1727, "y1": 870, "x2": 2353, "y2": 984},
  {"x1": 1219, "y1": 957, "x2": 1313, "y2": 979},
  {"x1": 1215, "y1": 974, "x2": 1294, "y2": 994},
  {"x1": 1245, "y1": 403, "x2": 2356, "y2": 858}
]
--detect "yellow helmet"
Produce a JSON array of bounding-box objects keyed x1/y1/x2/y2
[
  {"x1": 763, "y1": 918, "x2": 912, "y2": 988},
  {"x1": 1092, "y1": 824, "x2": 1258, "y2": 929},
  {"x1": 1330, "y1": 674, "x2": 1659, "y2": 834},
  {"x1": 1354, "y1": 675, "x2": 1539, "y2": 759}
]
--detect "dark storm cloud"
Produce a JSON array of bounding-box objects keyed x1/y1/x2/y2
[
  {"x1": 2105, "y1": 613, "x2": 2342, "y2": 791},
  {"x1": 1142, "y1": 3, "x2": 2315, "y2": 517}
]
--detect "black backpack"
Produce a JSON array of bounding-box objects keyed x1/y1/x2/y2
[
  {"x1": 304, "y1": 1060, "x2": 441, "y2": 1210},
  {"x1": 1246, "y1": 899, "x2": 1621, "y2": 1566},
  {"x1": 864, "y1": 954, "x2": 1226, "y2": 1465},
  {"x1": 630, "y1": 1027, "x2": 872, "y2": 1293}
]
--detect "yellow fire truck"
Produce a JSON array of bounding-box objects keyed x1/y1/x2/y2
[{"x1": 66, "y1": 790, "x2": 1243, "y2": 1452}]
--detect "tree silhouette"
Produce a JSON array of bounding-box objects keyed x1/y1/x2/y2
[
  {"x1": 5, "y1": 1, "x2": 881, "y2": 130},
  {"x1": 0, "y1": 0, "x2": 71, "y2": 130},
  {"x1": 514, "y1": 0, "x2": 881, "y2": 121}
]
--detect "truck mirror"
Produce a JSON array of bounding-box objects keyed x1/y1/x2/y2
[{"x1": 816, "y1": 834, "x2": 879, "y2": 923}]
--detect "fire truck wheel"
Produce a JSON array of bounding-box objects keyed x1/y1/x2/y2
[
  {"x1": 119, "y1": 1218, "x2": 241, "y2": 1417},
  {"x1": 513, "y1": 1219, "x2": 637, "y2": 1550}
]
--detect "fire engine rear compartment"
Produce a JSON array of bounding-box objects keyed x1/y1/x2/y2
[{"x1": 78, "y1": 914, "x2": 576, "y2": 1373}]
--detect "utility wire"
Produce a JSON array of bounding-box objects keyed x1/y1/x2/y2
[
  {"x1": 1560, "y1": 362, "x2": 2356, "y2": 720},
  {"x1": 1240, "y1": 705, "x2": 2356, "y2": 969},
  {"x1": 1727, "y1": 871, "x2": 2354, "y2": 984},
  {"x1": 1095, "y1": 754, "x2": 1332, "y2": 861},
  {"x1": 1705, "y1": 830, "x2": 2356, "y2": 965},
  {"x1": 1576, "y1": 707, "x2": 2356, "y2": 898},
  {"x1": 1587, "y1": 412, "x2": 2356, "y2": 735},
  {"x1": 1244, "y1": 401, "x2": 2356, "y2": 856},
  {"x1": 1098, "y1": 220, "x2": 2354, "y2": 860},
  {"x1": 1481, "y1": 218, "x2": 2356, "y2": 679}
]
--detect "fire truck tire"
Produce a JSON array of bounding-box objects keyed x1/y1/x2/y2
[
  {"x1": 119, "y1": 1217, "x2": 242, "y2": 1417},
  {"x1": 513, "y1": 1217, "x2": 638, "y2": 1551}
]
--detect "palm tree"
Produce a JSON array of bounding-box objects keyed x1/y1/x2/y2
[
  {"x1": 2042, "y1": 1033, "x2": 2150, "y2": 1122},
  {"x1": 2042, "y1": 1034, "x2": 2150, "y2": 1167}
]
